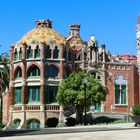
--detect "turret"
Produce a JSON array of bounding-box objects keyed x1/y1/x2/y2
[{"x1": 69, "y1": 24, "x2": 80, "y2": 37}]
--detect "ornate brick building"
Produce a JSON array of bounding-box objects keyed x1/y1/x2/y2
[{"x1": 2, "y1": 17, "x2": 140, "y2": 129}]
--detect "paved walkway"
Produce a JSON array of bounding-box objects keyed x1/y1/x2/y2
[{"x1": 0, "y1": 123, "x2": 140, "y2": 140}]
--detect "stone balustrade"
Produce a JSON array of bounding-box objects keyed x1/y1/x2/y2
[{"x1": 11, "y1": 104, "x2": 60, "y2": 112}]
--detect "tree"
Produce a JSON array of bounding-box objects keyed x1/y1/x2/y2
[
  {"x1": 0, "y1": 54, "x2": 9, "y2": 127},
  {"x1": 56, "y1": 71, "x2": 106, "y2": 124}
]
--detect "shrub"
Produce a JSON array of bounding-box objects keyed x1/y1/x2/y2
[
  {"x1": 65, "y1": 117, "x2": 77, "y2": 126},
  {"x1": 92, "y1": 116, "x2": 118, "y2": 124},
  {"x1": 46, "y1": 117, "x2": 58, "y2": 127},
  {"x1": 132, "y1": 105, "x2": 140, "y2": 115}
]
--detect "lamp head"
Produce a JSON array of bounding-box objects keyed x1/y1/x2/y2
[{"x1": 83, "y1": 77, "x2": 88, "y2": 84}]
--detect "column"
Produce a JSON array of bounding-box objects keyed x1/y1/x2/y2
[
  {"x1": 59, "y1": 62, "x2": 64, "y2": 79},
  {"x1": 22, "y1": 85, "x2": 26, "y2": 104},
  {"x1": 81, "y1": 47, "x2": 85, "y2": 70},
  {"x1": 22, "y1": 42, "x2": 27, "y2": 60},
  {"x1": 40, "y1": 85, "x2": 44, "y2": 104},
  {"x1": 8, "y1": 88, "x2": 14, "y2": 122},
  {"x1": 72, "y1": 46, "x2": 76, "y2": 71},
  {"x1": 40, "y1": 43, "x2": 45, "y2": 127},
  {"x1": 22, "y1": 43, "x2": 27, "y2": 104},
  {"x1": 40, "y1": 42, "x2": 45, "y2": 104},
  {"x1": 101, "y1": 102, "x2": 104, "y2": 112},
  {"x1": 9, "y1": 46, "x2": 14, "y2": 88},
  {"x1": 59, "y1": 43, "x2": 64, "y2": 59}
]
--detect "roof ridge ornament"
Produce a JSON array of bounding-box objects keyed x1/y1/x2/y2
[{"x1": 35, "y1": 20, "x2": 52, "y2": 28}]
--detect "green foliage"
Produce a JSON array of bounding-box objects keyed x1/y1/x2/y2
[
  {"x1": 56, "y1": 71, "x2": 106, "y2": 109},
  {"x1": 0, "y1": 55, "x2": 9, "y2": 93},
  {"x1": 0, "y1": 54, "x2": 10, "y2": 126},
  {"x1": 132, "y1": 105, "x2": 140, "y2": 115}
]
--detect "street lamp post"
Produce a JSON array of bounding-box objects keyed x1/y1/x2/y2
[{"x1": 83, "y1": 77, "x2": 88, "y2": 125}]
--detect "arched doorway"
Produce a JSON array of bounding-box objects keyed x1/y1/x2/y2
[
  {"x1": 27, "y1": 119, "x2": 40, "y2": 129},
  {"x1": 13, "y1": 119, "x2": 21, "y2": 129}
]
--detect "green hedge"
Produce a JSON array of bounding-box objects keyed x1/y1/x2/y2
[{"x1": 132, "y1": 105, "x2": 140, "y2": 115}]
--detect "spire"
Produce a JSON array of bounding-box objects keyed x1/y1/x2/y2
[{"x1": 138, "y1": 15, "x2": 140, "y2": 24}]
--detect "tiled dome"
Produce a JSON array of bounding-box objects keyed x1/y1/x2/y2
[{"x1": 19, "y1": 20, "x2": 65, "y2": 45}]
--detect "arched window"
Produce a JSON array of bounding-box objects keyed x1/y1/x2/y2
[
  {"x1": 27, "y1": 46, "x2": 33, "y2": 59},
  {"x1": 28, "y1": 65, "x2": 40, "y2": 77},
  {"x1": 46, "y1": 45, "x2": 51, "y2": 58},
  {"x1": 35, "y1": 45, "x2": 40, "y2": 58},
  {"x1": 14, "y1": 49, "x2": 18, "y2": 61},
  {"x1": 15, "y1": 67, "x2": 22, "y2": 78},
  {"x1": 53, "y1": 46, "x2": 59, "y2": 59},
  {"x1": 19, "y1": 48, "x2": 22, "y2": 60},
  {"x1": 114, "y1": 75, "x2": 127, "y2": 105},
  {"x1": 46, "y1": 65, "x2": 58, "y2": 78},
  {"x1": 27, "y1": 119, "x2": 40, "y2": 129}
]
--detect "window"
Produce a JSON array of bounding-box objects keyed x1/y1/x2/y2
[
  {"x1": 15, "y1": 87, "x2": 22, "y2": 104},
  {"x1": 46, "y1": 65, "x2": 58, "y2": 78},
  {"x1": 35, "y1": 46, "x2": 40, "y2": 58},
  {"x1": 14, "y1": 49, "x2": 18, "y2": 61},
  {"x1": 28, "y1": 65, "x2": 40, "y2": 77},
  {"x1": 95, "y1": 102, "x2": 101, "y2": 112},
  {"x1": 19, "y1": 48, "x2": 22, "y2": 60},
  {"x1": 53, "y1": 46, "x2": 59, "y2": 58},
  {"x1": 114, "y1": 75, "x2": 127, "y2": 105},
  {"x1": 28, "y1": 86, "x2": 40, "y2": 103},
  {"x1": 45, "y1": 86, "x2": 58, "y2": 103},
  {"x1": 46, "y1": 45, "x2": 51, "y2": 58},
  {"x1": 15, "y1": 67, "x2": 22, "y2": 78},
  {"x1": 27, "y1": 46, "x2": 33, "y2": 59}
]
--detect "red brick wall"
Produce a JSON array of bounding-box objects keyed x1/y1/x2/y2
[{"x1": 105, "y1": 64, "x2": 139, "y2": 113}]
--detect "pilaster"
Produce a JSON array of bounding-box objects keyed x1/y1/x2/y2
[
  {"x1": 59, "y1": 62, "x2": 64, "y2": 79},
  {"x1": 59, "y1": 43, "x2": 64, "y2": 59}
]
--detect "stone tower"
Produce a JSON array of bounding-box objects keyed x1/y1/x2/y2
[
  {"x1": 136, "y1": 16, "x2": 140, "y2": 64},
  {"x1": 69, "y1": 24, "x2": 80, "y2": 37}
]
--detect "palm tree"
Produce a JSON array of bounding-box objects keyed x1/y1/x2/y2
[{"x1": 0, "y1": 54, "x2": 9, "y2": 127}]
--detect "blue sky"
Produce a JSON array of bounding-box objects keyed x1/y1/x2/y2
[{"x1": 0, "y1": 0, "x2": 140, "y2": 55}]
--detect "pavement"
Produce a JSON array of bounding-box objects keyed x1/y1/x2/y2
[{"x1": 0, "y1": 123, "x2": 140, "y2": 140}]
